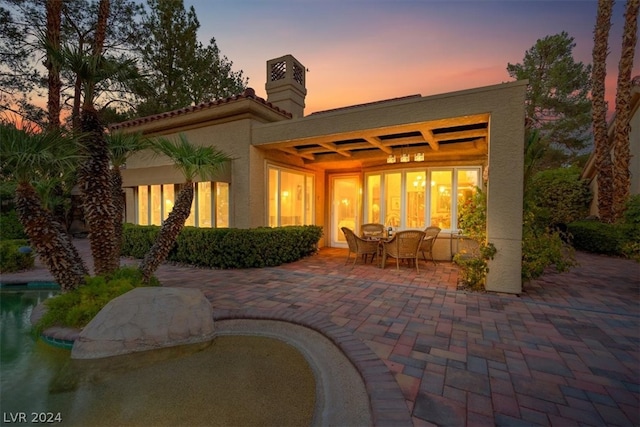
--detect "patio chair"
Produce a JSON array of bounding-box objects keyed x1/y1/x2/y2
[
  {"x1": 360, "y1": 223, "x2": 385, "y2": 239},
  {"x1": 341, "y1": 227, "x2": 380, "y2": 266},
  {"x1": 420, "y1": 226, "x2": 441, "y2": 265},
  {"x1": 381, "y1": 230, "x2": 426, "y2": 272}
]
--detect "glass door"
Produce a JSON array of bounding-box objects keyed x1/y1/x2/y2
[{"x1": 331, "y1": 175, "x2": 360, "y2": 247}]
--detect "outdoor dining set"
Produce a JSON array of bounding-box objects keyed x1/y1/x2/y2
[{"x1": 341, "y1": 224, "x2": 441, "y2": 272}]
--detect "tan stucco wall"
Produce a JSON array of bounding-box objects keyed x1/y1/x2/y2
[
  {"x1": 122, "y1": 119, "x2": 252, "y2": 227},
  {"x1": 254, "y1": 81, "x2": 527, "y2": 293},
  {"x1": 118, "y1": 80, "x2": 526, "y2": 293}
]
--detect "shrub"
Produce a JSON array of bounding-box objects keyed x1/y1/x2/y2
[
  {"x1": 520, "y1": 203, "x2": 576, "y2": 281},
  {"x1": 35, "y1": 267, "x2": 158, "y2": 333},
  {"x1": 454, "y1": 189, "x2": 496, "y2": 290},
  {"x1": 122, "y1": 224, "x2": 323, "y2": 269},
  {"x1": 530, "y1": 167, "x2": 591, "y2": 227},
  {"x1": 568, "y1": 218, "x2": 640, "y2": 261},
  {"x1": 623, "y1": 195, "x2": 640, "y2": 225},
  {"x1": 0, "y1": 210, "x2": 28, "y2": 240},
  {"x1": 0, "y1": 239, "x2": 34, "y2": 273}
]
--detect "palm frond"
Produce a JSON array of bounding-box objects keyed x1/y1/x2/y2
[
  {"x1": 106, "y1": 131, "x2": 151, "y2": 167},
  {"x1": 150, "y1": 133, "x2": 233, "y2": 182},
  {"x1": 0, "y1": 123, "x2": 85, "y2": 184}
]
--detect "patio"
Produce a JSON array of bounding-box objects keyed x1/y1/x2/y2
[{"x1": 2, "y1": 240, "x2": 639, "y2": 426}]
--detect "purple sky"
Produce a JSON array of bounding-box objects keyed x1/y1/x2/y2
[{"x1": 185, "y1": 0, "x2": 638, "y2": 115}]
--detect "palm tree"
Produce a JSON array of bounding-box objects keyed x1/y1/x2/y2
[
  {"x1": 40, "y1": 0, "x2": 141, "y2": 275},
  {"x1": 106, "y1": 131, "x2": 150, "y2": 256},
  {"x1": 138, "y1": 134, "x2": 232, "y2": 282},
  {"x1": 612, "y1": 0, "x2": 639, "y2": 220},
  {"x1": 592, "y1": 0, "x2": 615, "y2": 223},
  {"x1": 44, "y1": 0, "x2": 62, "y2": 130},
  {"x1": 1, "y1": 123, "x2": 88, "y2": 291}
]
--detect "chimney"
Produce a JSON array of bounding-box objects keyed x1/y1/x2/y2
[{"x1": 265, "y1": 54, "x2": 307, "y2": 118}]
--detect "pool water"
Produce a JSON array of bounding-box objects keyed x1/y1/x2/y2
[
  {"x1": 0, "y1": 289, "x2": 316, "y2": 426},
  {"x1": 1, "y1": 289, "x2": 71, "y2": 415}
]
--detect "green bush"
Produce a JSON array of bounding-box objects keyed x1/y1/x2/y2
[
  {"x1": 0, "y1": 210, "x2": 28, "y2": 240},
  {"x1": 35, "y1": 267, "x2": 159, "y2": 333},
  {"x1": 0, "y1": 239, "x2": 34, "y2": 273},
  {"x1": 530, "y1": 167, "x2": 591, "y2": 227},
  {"x1": 454, "y1": 189, "x2": 496, "y2": 290},
  {"x1": 623, "y1": 195, "x2": 640, "y2": 225},
  {"x1": 122, "y1": 224, "x2": 323, "y2": 269},
  {"x1": 568, "y1": 219, "x2": 640, "y2": 261}
]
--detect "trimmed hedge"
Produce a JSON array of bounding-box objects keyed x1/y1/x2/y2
[
  {"x1": 122, "y1": 224, "x2": 323, "y2": 269},
  {"x1": 568, "y1": 220, "x2": 640, "y2": 259},
  {"x1": 0, "y1": 239, "x2": 35, "y2": 273},
  {"x1": 0, "y1": 210, "x2": 28, "y2": 240}
]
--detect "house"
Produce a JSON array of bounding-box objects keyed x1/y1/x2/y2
[
  {"x1": 581, "y1": 76, "x2": 640, "y2": 216},
  {"x1": 111, "y1": 54, "x2": 527, "y2": 293}
]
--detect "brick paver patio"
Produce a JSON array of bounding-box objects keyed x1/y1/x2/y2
[{"x1": 2, "y1": 241, "x2": 638, "y2": 426}]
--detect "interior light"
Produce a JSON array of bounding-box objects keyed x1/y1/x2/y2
[
  {"x1": 414, "y1": 153, "x2": 424, "y2": 162},
  {"x1": 387, "y1": 155, "x2": 396, "y2": 164},
  {"x1": 400, "y1": 153, "x2": 410, "y2": 163}
]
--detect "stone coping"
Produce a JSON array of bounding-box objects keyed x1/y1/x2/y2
[
  {"x1": 213, "y1": 309, "x2": 413, "y2": 427},
  {"x1": 30, "y1": 302, "x2": 412, "y2": 425}
]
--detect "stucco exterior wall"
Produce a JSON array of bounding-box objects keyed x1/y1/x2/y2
[{"x1": 254, "y1": 81, "x2": 527, "y2": 292}]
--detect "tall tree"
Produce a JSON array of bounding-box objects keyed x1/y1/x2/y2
[
  {"x1": 612, "y1": 0, "x2": 639, "y2": 220},
  {"x1": 45, "y1": 0, "x2": 62, "y2": 130},
  {"x1": 0, "y1": 0, "x2": 144, "y2": 129},
  {"x1": 138, "y1": 134, "x2": 232, "y2": 282},
  {"x1": 507, "y1": 32, "x2": 592, "y2": 169},
  {"x1": 77, "y1": 0, "x2": 121, "y2": 276},
  {"x1": 1, "y1": 123, "x2": 88, "y2": 291},
  {"x1": 592, "y1": 0, "x2": 615, "y2": 223},
  {"x1": 106, "y1": 131, "x2": 149, "y2": 256},
  {"x1": 136, "y1": 0, "x2": 247, "y2": 116}
]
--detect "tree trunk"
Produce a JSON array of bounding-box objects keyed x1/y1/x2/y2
[
  {"x1": 45, "y1": 0, "x2": 62, "y2": 130},
  {"x1": 93, "y1": 0, "x2": 110, "y2": 57},
  {"x1": 111, "y1": 167, "x2": 125, "y2": 258},
  {"x1": 79, "y1": 106, "x2": 119, "y2": 275},
  {"x1": 15, "y1": 183, "x2": 88, "y2": 291},
  {"x1": 592, "y1": 0, "x2": 615, "y2": 223},
  {"x1": 612, "y1": 0, "x2": 639, "y2": 220},
  {"x1": 139, "y1": 183, "x2": 194, "y2": 282}
]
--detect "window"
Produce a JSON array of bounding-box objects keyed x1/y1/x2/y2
[
  {"x1": 364, "y1": 167, "x2": 480, "y2": 231},
  {"x1": 135, "y1": 182, "x2": 228, "y2": 228},
  {"x1": 268, "y1": 165, "x2": 315, "y2": 227}
]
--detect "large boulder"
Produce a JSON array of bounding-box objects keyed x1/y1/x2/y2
[{"x1": 72, "y1": 287, "x2": 215, "y2": 359}]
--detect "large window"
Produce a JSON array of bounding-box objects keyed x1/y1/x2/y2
[
  {"x1": 135, "y1": 182, "x2": 228, "y2": 228},
  {"x1": 268, "y1": 165, "x2": 314, "y2": 227},
  {"x1": 364, "y1": 167, "x2": 480, "y2": 231}
]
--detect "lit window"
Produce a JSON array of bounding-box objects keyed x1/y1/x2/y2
[
  {"x1": 150, "y1": 185, "x2": 162, "y2": 225},
  {"x1": 364, "y1": 167, "x2": 481, "y2": 231},
  {"x1": 136, "y1": 182, "x2": 228, "y2": 228},
  {"x1": 430, "y1": 170, "x2": 452, "y2": 230},
  {"x1": 216, "y1": 182, "x2": 229, "y2": 227},
  {"x1": 137, "y1": 186, "x2": 149, "y2": 225},
  {"x1": 268, "y1": 165, "x2": 315, "y2": 227},
  {"x1": 406, "y1": 171, "x2": 426, "y2": 229}
]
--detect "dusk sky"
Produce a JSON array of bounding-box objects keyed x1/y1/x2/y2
[{"x1": 184, "y1": 0, "x2": 638, "y2": 115}]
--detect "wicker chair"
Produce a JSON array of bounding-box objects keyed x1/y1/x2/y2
[
  {"x1": 341, "y1": 227, "x2": 380, "y2": 266},
  {"x1": 360, "y1": 223, "x2": 385, "y2": 238},
  {"x1": 420, "y1": 226, "x2": 441, "y2": 265},
  {"x1": 381, "y1": 230, "x2": 426, "y2": 272}
]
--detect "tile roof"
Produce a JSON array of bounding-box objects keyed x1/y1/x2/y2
[{"x1": 109, "y1": 88, "x2": 292, "y2": 131}]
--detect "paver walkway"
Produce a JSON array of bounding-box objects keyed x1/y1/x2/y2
[{"x1": 2, "y1": 240, "x2": 639, "y2": 426}]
